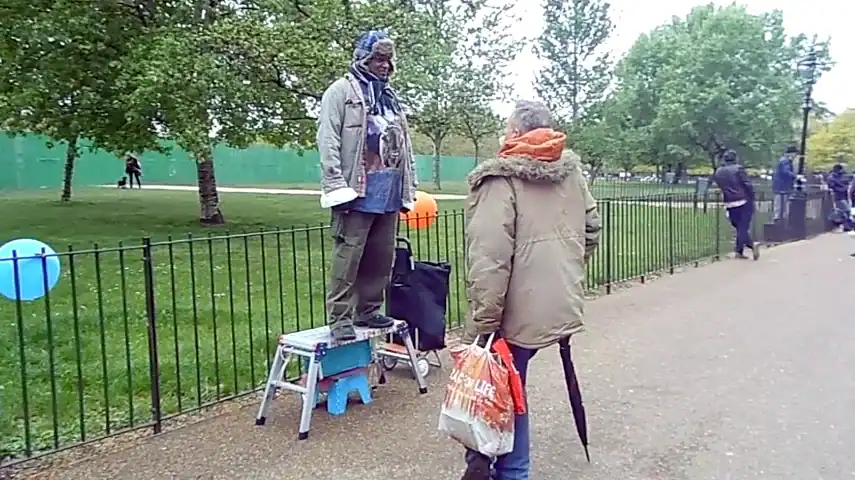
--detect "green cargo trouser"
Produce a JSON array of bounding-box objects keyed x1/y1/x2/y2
[{"x1": 326, "y1": 210, "x2": 398, "y2": 328}]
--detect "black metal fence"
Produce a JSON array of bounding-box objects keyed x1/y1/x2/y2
[{"x1": 0, "y1": 189, "x2": 826, "y2": 465}]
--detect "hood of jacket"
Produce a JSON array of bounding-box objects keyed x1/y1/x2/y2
[
  {"x1": 468, "y1": 127, "x2": 579, "y2": 189},
  {"x1": 468, "y1": 150, "x2": 582, "y2": 190}
]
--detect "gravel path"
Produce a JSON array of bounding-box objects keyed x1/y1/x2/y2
[
  {"x1": 103, "y1": 184, "x2": 733, "y2": 208},
  {"x1": 33, "y1": 233, "x2": 855, "y2": 480}
]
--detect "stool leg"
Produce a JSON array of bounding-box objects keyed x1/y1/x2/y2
[
  {"x1": 401, "y1": 328, "x2": 428, "y2": 394},
  {"x1": 256, "y1": 346, "x2": 287, "y2": 426},
  {"x1": 298, "y1": 355, "x2": 321, "y2": 439},
  {"x1": 326, "y1": 379, "x2": 348, "y2": 416},
  {"x1": 356, "y1": 375, "x2": 373, "y2": 405}
]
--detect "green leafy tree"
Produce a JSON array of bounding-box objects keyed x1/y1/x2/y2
[
  {"x1": 115, "y1": 1, "x2": 339, "y2": 224},
  {"x1": 114, "y1": 0, "x2": 433, "y2": 224},
  {"x1": 535, "y1": 0, "x2": 614, "y2": 125},
  {"x1": 456, "y1": 103, "x2": 502, "y2": 166},
  {"x1": 0, "y1": 1, "x2": 156, "y2": 202},
  {"x1": 568, "y1": 95, "x2": 648, "y2": 181},
  {"x1": 2, "y1": 0, "x2": 432, "y2": 222},
  {"x1": 806, "y1": 109, "x2": 855, "y2": 171},
  {"x1": 613, "y1": 4, "x2": 831, "y2": 179},
  {"x1": 451, "y1": 1, "x2": 517, "y2": 167},
  {"x1": 402, "y1": 0, "x2": 516, "y2": 189}
]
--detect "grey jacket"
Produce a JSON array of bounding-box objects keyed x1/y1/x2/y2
[{"x1": 315, "y1": 74, "x2": 417, "y2": 210}]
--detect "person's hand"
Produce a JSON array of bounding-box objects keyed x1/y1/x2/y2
[{"x1": 475, "y1": 331, "x2": 501, "y2": 348}]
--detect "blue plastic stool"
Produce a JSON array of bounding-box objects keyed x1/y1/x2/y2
[{"x1": 326, "y1": 371, "x2": 372, "y2": 416}]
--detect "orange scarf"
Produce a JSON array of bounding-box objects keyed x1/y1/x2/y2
[{"x1": 498, "y1": 128, "x2": 566, "y2": 162}]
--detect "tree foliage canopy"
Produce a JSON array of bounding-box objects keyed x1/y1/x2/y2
[
  {"x1": 0, "y1": 0, "x2": 513, "y2": 211},
  {"x1": 610, "y1": 4, "x2": 831, "y2": 173},
  {"x1": 806, "y1": 109, "x2": 855, "y2": 171},
  {"x1": 536, "y1": 0, "x2": 613, "y2": 125},
  {"x1": 0, "y1": 0, "x2": 839, "y2": 211}
]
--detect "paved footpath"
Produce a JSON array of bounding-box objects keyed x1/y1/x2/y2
[
  {"x1": 101, "y1": 184, "x2": 730, "y2": 208},
  {"x1": 43, "y1": 234, "x2": 855, "y2": 479},
  {"x1": 102, "y1": 184, "x2": 471, "y2": 200}
]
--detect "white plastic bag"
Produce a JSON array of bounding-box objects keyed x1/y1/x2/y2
[{"x1": 438, "y1": 334, "x2": 515, "y2": 456}]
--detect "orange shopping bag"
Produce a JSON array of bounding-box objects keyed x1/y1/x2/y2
[{"x1": 438, "y1": 334, "x2": 515, "y2": 456}]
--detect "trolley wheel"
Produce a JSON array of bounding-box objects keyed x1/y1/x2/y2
[
  {"x1": 416, "y1": 357, "x2": 431, "y2": 378},
  {"x1": 381, "y1": 356, "x2": 399, "y2": 371}
]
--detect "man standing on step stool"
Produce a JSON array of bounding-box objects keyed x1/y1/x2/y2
[{"x1": 316, "y1": 30, "x2": 419, "y2": 342}]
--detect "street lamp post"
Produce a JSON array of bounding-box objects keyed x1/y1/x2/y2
[
  {"x1": 795, "y1": 48, "x2": 818, "y2": 188},
  {"x1": 785, "y1": 47, "x2": 819, "y2": 241}
]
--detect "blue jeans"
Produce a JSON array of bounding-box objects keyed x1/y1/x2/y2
[
  {"x1": 830, "y1": 199, "x2": 854, "y2": 230},
  {"x1": 465, "y1": 344, "x2": 538, "y2": 480},
  {"x1": 773, "y1": 193, "x2": 789, "y2": 221},
  {"x1": 726, "y1": 202, "x2": 754, "y2": 254}
]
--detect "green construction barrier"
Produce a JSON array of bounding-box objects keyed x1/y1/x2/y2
[{"x1": 0, "y1": 135, "x2": 477, "y2": 191}]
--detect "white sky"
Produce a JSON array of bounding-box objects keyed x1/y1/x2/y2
[{"x1": 497, "y1": 0, "x2": 854, "y2": 116}]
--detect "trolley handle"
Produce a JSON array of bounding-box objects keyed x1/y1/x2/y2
[
  {"x1": 395, "y1": 236, "x2": 413, "y2": 254},
  {"x1": 395, "y1": 236, "x2": 415, "y2": 271}
]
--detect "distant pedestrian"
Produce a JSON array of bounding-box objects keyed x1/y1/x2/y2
[
  {"x1": 826, "y1": 163, "x2": 854, "y2": 232},
  {"x1": 771, "y1": 145, "x2": 798, "y2": 221},
  {"x1": 124, "y1": 154, "x2": 143, "y2": 189},
  {"x1": 712, "y1": 150, "x2": 759, "y2": 260}
]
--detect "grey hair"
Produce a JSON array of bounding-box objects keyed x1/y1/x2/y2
[{"x1": 507, "y1": 100, "x2": 554, "y2": 133}]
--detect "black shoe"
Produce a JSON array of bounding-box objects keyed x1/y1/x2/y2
[
  {"x1": 354, "y1": 313, "x2": 395, "y2": 329},
  {"x1": 735, "y1": 252, "x2": 749, "y2": 260},
  {"x1": 460, "y1": 454, "x2": 491, "y2": 480},
  {"x1": 330, "y1": 323, "x2": 357, "y2": 342}
]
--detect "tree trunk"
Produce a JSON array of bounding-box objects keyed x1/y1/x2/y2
[
  {"x1": 196, "y1": 153, "x2": 225, "y2": 226},
  {"x1": 708, "y1": 152, "x2": 718, "y2": 172},
  {"x1": 432, "y1": 137, "x2": 443, "y2": 190},
  {"x1": 672, "y1": 161, "x2": 685, "y2": 184},
  {"x1": 60, "y1": 136, "x2": 79, "y2": 202},
  {"x1": 589, "y1": 163, "x2": 602, "y2": 184},
  {"x1": 473, "y1": 141, "x2": 480, "y2": 167}
]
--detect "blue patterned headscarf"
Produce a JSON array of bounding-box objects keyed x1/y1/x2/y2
[
  {"x1": 352, "y1": 30, "x2": 396, "y2": 71},
  {"x1": 349, "y1": 30, "x2": 400, "y2": 116}
]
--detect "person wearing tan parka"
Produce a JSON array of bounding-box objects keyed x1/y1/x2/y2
[{"x1": 460, "y1": 100, "x2": 601, "y2": 480}]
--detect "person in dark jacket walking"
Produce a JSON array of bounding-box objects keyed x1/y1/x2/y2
[
  {"x1": 826, "y1": 163, "x2": 854, "y2": 232},
  {"x1": 771, "y1": 145, "x2": 798, "y2": 221},
  {"x1": 712, "y1": 150, "x2": 759, "y2": 260},
  {"x1": 124, "y1": 154, "x2": 143, "y2": 189}
]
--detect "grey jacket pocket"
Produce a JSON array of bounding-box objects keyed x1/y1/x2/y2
[{"x1": 344, "y1": 101, "x2": 364, "y2": 129}]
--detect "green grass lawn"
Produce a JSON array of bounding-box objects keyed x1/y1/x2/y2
[{"x1": 0, "y1": 187, "x2": 745, "y2": 460}]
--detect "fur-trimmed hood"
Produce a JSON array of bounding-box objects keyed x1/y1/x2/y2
[{"x1": 467, "y1": 150, "x2": 582, "y2": 190}]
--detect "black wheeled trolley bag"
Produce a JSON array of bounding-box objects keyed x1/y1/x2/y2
[{"x1": 376, "y1": 237, "x2": 451, "y2": 377}]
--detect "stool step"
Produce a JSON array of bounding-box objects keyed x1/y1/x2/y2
[
  {"x1": 317, "y1": 339, "x2": 373, "y2": 377},
  {"x1": 300, "y1": 367, "x2": 371, "y2": 410},
  {"x1": 326, "y1": 372, "x2": 372, "y2": 416}
]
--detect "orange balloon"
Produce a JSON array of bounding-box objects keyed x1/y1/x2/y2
[{"x1": 400, "y1": 191, "x2": 438, "y2": 230}]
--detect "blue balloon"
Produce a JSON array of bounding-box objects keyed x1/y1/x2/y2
[{"x1": 0, "y1": 239, "x2": 61, "y2": 302}]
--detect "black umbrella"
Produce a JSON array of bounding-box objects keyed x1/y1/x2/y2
[{"x1": 558, "y1": 337, "x2": 590, "y2": 462}]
